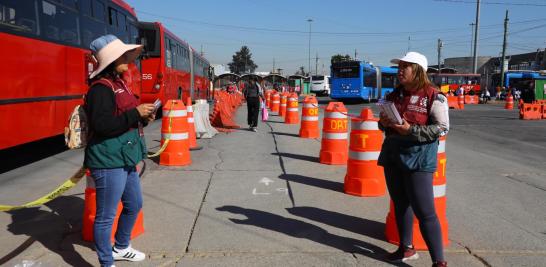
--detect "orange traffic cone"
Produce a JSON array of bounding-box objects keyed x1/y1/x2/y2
[
  {"x1": 186, "y1": 97, "x2": 199, "y2": 149},
  {"x1": 504, "y1": 95, "x2": 514, "y2": 110},
  {"x1": 344, "y1": 108, "x2": 385, "y2": 197},
  {"x1": 458, "y1": 95, "x2": 465, "y2": 110},
  {"x1": 265, "y1": 90, "x2": 272, "y2": 109},
  {"x1": 82, "y1": 170, "x2": 144, "y2": 242},
  {"x1": 279, "y1": 93, "x2": 288, "y2": 118},
  {"x1": 384, "y1": 135, "x2": 449, "y2": 250},
  {"x1": 299, "y1": 96, "x2": 320, "y2": 138},
  {"x1": 270, "y1": 92, "x2": 280, "y2": 115},
  {"x1": 160, "y1": 100, "x2": 191, "y2": 166},
  {"x1": 284, "y1": 93, "x2": 299, "y2": 124},
  {"x1": 319, "y1": 102, "x2": 348, "y2": 165}
]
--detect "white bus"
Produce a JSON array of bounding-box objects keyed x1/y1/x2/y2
[{"x1": 310, "y1": 75, "x2": 331, "y2": 96}]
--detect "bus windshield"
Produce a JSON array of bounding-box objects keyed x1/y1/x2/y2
[{"x1": 312, "y1": 75, "x2": 325, "y2": 81}]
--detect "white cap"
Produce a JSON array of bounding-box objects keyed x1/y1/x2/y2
[{"x1": 390, "y1": 52, "x2": 428, "y2": 71}]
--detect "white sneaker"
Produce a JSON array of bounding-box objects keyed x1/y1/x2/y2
[{"x1": 112, "y1": 245, "x2": 145, "y2": 262}]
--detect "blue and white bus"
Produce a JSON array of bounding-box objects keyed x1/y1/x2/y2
[{"x1": 330, "y1": 61, "x2": 398, "y2": 101}]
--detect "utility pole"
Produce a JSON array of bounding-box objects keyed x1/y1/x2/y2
[
  {"x1": 437, "y1": 39, "x2": 443, "y2": 74},
  {"x1": 315, "y1": 52, "x2": 319, "y2": 75},
  {"x1": 500, "y1": 10, "x2": 509, "y2": 88},
  {"x1": 354, "y1": 49, "x2": 358, "y2": 60},
  {"x1": 472, "y1": 0, "x2": 481, "y2": 73},
  {"x1": 469, "y1": 23, "x2": 475, "y2": 58},
  {"x1": 407, "y1": 36, "x2": 411, "y2": 53},
  {"x1": 272, "y1": 58, "x2": 275, "y2": 73},
  {"x1": 307, "y1": 19, "x2": 313, "y2": 77},
  {"x1": 200, "y1": 45, "x2": 204, "y2": 57}
]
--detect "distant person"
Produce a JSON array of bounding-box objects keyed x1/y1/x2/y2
[
  {"x1": 243, "y1": 78, "x2": 263, "y2": 132},
  {"x1": 85, "y1": 35, "x2": 153, "y2": 267},
  {"x1": 456, "y1": 86, "x2": 464, "y2": 96},
  {"x1": 378, "y1": 52, "x2": 448, "y2": 267},
  {"x1": 495, "y1": 86, "x2": 502, "y2": 100},
  {"x1": 481, "y1": 88, "x2": 490, "y2": 104}
]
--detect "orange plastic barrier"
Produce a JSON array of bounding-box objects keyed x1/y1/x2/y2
[
  {"x1": 160, "y1": 100, "x2": 191, "y2": 166},
  {"x1": 299, "y1": 96, "x2": 320, "y2": 138},
  {"x1": 265, "y1": 90, "x2": 272, "y2": 109},
  {"x1": 319, "y1": 102, "x2": 348, "y2": 165},
  {"x1": 504, "y1": 95, "x2": 514, "y2": 110},
  {"x1": 519, "y1": 104, "x2": 542, "y2": 120},
  {"x1": 210, "y1": 91, "x2": 241, "y2": 131},
  {"x1": 464, "y1": 95, "x2": 479, "y2": 104},
  {"x1": 82, "y1": 171, "x2": 144, "y2": 242},
  {"x1": 270, "y1": 92, "x2": 280, "y2": 115},
  {"x1": 284, "y1": 93, "x2": 299, "y2": 124},
  {"x1": 385, "y1": 135, "x2": 449, "y2": 250},
  {"x1": 186, "y1": 97, "x2": 198, "y2": 149},
  {"x1": 343, "y1": 108, "x2": 385, "y2": 197},
  {"x1": 542, "y1": 104, "x2": 546, "y2": 119},
  {"x1": 458, "y1": 95, "x2": 465, "y2": 110},
  {"x1": 447, "y1": 96, "x2": 459, "y2": 109},
  {"x1": 279, "y1": 93, "x2": 288, "y2": 118}
]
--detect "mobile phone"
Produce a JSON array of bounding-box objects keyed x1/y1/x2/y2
[{"x1": 153, "y1": 99, "x2": 161, "y2": 114}]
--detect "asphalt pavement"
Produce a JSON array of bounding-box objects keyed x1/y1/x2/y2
[{"x1": 0, "y1": 98, "x2": 545, "y2": 267}]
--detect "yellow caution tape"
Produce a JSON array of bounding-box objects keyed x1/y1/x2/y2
[
  {"x1": 0, "y1": 167, "x2": 87, "y2": 212},
  {"x1": 148, "y1": 104, "x2": 174, "y2": 158}
]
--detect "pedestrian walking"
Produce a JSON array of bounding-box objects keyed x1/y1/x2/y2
[
  {"x1": 378, "y1": 52, "x2": 449, "y2": 267},
  {"x1": 243, "y1": 78, "x2": 263, "y2": 131},
  {"x1": 85, "y1": 35, "x2": 154, "y2": 267}
]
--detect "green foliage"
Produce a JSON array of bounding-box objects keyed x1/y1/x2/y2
[
  {"x1": 331, "y1": 54, "x2": 353, "y2": 65},
  {"x1": 228, "y1": 46, "x2": 258, "y2": 74}
]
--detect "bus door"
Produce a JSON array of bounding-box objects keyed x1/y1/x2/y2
[{"x1": 374, "y1": 66, "x2": 382, "y2": 99}]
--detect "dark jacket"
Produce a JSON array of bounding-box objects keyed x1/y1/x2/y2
[{"x1": 84, "y1": 78, "x2": 147, "y2": 168}]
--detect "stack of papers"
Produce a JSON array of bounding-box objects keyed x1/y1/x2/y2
[{"x1": 377, "y1": 100, "x2": 402, "y2": 125}]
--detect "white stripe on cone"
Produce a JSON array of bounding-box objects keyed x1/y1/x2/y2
[
  {"x1": 322, "y1": 133, "x2": 348, "y2": 139},
  {"x1": 438, "y1": 140, "x2": 446, "y2": 153},
  {"x1": 349, "y1": 151, "x2": 380, "y2": 161},
  {"x1": 162, "y1": 132, "x2": 189, "y2": 140},
  {"x1": 325, "y1": 112, "x2": 347, "y2": 119},
  {"x1": 164, "y1": 110, "x2": 187, "y2": 117},
  {"x1": 302, "y1": 116, "x2": 319, "y2": 121},
  {"x1": 433, "y1": 184, "x2": 446, "y2": 198},
  {"x1": 351, "y1": 121, "x2": 379, "y2": 130}
]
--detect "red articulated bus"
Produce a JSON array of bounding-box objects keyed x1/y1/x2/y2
[
  {"x1": 138, "y1": 21, "x2": 212, "y2": 105},
  {"x1": 0, "y1": 0, "x2": 141, "y2": 150}
]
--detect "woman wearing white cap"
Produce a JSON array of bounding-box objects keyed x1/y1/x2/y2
[
  {"x1": 84, "y1": 35, "x2": 155, "y2": 267},
  {"x1": 378, "y1": 52, "x2": 449, "y2": 267}
]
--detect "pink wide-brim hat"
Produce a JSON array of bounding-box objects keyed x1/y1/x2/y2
[{"x1": 89, "y1": 36, "x2": 142, "y2": 79}]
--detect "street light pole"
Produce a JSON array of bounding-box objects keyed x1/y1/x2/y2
[
  {"x1": 472, "y1": 0, "x2": 481, "y2": 73},
  {"x1": 307, "y1": 19, "x2": 313, "y2": 77}
]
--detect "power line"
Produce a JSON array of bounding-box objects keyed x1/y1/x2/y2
[{"x1": 433, "y1": 0, "x2": 546, "y2": 7}]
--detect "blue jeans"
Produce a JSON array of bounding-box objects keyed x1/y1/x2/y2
[{"x1": 91, "y1": 167, "x2": 143, "y2": 267}]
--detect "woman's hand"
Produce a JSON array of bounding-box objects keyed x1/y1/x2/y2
[
  {"x1": 146, "y1": 114, "x2": 156, "y2": 123},
  {"x1": 379, "y1": 111, "x2": 394, "y2": 128},
  {"x1": 390, "y1": 118, "x2": 412, "y2": 135},
  {"x1": 136, "y1": 104, "x2": 155, "y2": 118}
]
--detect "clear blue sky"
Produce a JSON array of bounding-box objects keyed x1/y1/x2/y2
[{"x1": 130, "y1": 0, "x2": 546, "y2": 74}]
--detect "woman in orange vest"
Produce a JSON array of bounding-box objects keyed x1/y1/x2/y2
[{"x1": 378, "y1": 52, "x2": 449, "y2": 267}]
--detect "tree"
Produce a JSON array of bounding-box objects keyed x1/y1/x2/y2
[
  {"x1": 294, "y1": 66, "x2": 306, "y2": 76},
  {"x1": 331, "y1": 54, "x2": 352, "y2": 65},
  {"x1": 228, "y1": 46, "x2": 258, "y2": 74}
]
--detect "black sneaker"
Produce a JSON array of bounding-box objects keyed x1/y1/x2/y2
[{"x1": 386, "y1": 246, "x2": 419, "y2": 263}]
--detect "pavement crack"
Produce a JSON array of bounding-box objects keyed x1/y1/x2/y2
[
  {"x1": 266, "y1": 121, "x2": 296, "y2": 208},
  {"x1": 453, "y1": 240, "x2": 492, "y2": 267},
  {"x1": 502, "y1": 174, "x2": 546, "y2": 192},
  {"x1": 185, "y1": 170, "x2": 214, "y2": 254}
]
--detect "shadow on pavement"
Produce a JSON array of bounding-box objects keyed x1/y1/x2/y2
[
  {"x1": 272, "y1": 153, "x2": 318, "y2": 163},
  {"x1": 279, "y1": 174, "x2": 343, "y2": 192},
  {"x1": 269, "y1": 132, "x2": 300, "y2": 138},
  {"x1": 2, "y1": 196, "x2": 94, "y2": 267},
  {"x1": 286, "y1": 206, "x2": 386, "y2": 241},
  {"x1": 216, "y1": 205, "x2": 407, "y2": 266}
]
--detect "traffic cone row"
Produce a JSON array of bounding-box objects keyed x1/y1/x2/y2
[{"x1": 210, "y1": 90, "x2": 243, "y2": 131}]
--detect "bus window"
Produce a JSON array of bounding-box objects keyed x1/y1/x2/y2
[
  {"x1": 382, "y1": 73, "x2": 397, "y2": 88},
  {"x1": 0, "y1": 0, "x2": 38, "y2": 34},
  {"x1": 364, "y1": 70, "x2": 376, "y2": 87},
  {"x1": 117, "y1": 12, "x2": 126, "y2": 31},
  {"x1": 312, "y1": 75, "x2": 324, "y2": 81},
  {"x1": 41, "y1": 0, "x2": 80, "y2": 45},
  {"x1": 108, "y1": 7, "x2": 117, "y2": 27},
  {"x1": 92, "y1": 0, "x2": 105, "y2": 22}
]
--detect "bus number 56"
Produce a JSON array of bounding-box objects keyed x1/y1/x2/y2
[{"x1": 142, "y1": 74, "x2": 153, "y2": 80}]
